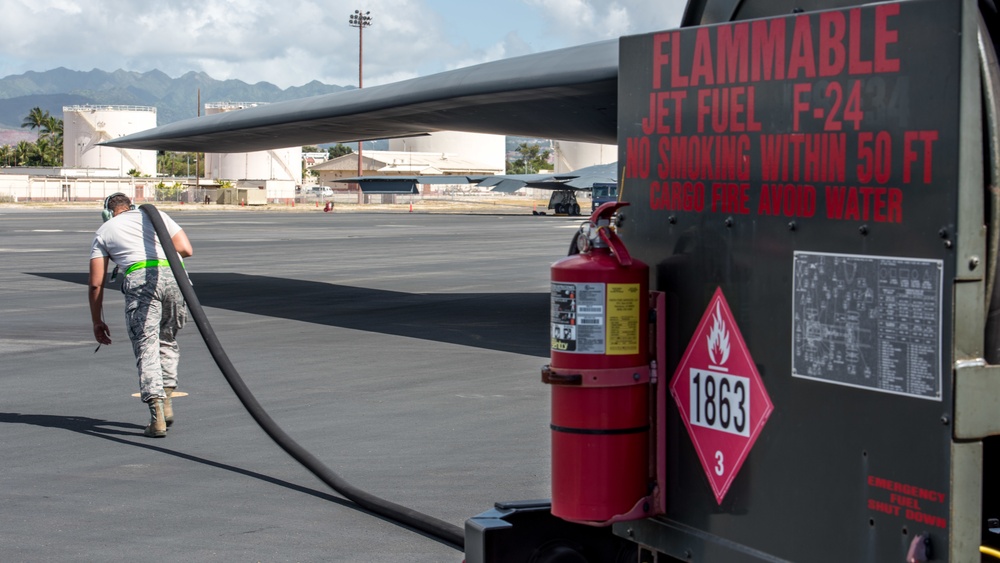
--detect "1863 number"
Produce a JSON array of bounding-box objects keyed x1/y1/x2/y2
[{"x1": 690, "y1": 370, "x2": 750, "y2": 437}]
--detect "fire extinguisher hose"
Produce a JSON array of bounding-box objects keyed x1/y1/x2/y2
[{"x1": 139, "y1": 204, "x2": 465, "y2": 551}]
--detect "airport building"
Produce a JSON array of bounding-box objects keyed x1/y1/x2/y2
[{"x1": 309, "y1": 132, "x2": 507, "y2": 202}]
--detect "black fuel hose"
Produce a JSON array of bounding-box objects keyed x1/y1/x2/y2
[{"x1": 139, "y1": 204, "x2": 465, "y2": 551}]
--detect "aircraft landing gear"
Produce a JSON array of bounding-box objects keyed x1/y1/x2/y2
[{"x1": 547, "y1": 191, "x2": 582, "y2": 216}]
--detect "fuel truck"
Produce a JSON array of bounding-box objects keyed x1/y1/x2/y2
[{"x1": 465, "y1": 0, "x2": 1000, "y2": 561}]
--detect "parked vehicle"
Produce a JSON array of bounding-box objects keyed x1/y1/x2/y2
[{"x1": 590, "y1": 182, "x2": 617, "y2": 212}]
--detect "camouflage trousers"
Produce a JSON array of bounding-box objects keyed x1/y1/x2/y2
[{"x1": 122, "y1": 267, "x2": 188, "y2": 402}]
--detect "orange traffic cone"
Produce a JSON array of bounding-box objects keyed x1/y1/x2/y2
[{"x1": 409, "y1": 203, "x2": 413, "y2": 213}]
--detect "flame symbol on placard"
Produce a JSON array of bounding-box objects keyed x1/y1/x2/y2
[{"x1": 707, "y1": 301, "x2": 730, "y2": 366}]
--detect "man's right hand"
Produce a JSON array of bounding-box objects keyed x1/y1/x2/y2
[{"x1": 93, "y1": 321, "x2": 112, "y2": 345}]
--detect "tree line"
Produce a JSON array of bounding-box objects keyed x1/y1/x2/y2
[
  {"x1": 0, "y1": 107, "x2": 64, "y2": 167},
  {"x1": 506, "y1": 142, "x2": 552, "y2": 174}
]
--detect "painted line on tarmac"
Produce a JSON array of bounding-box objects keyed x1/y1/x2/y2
[{"x1": 0, "y1": 338, "x2": 93, "y2": 353}]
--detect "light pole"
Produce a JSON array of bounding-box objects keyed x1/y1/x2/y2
[{"x1": 348, "y1": 9, "x2": 372, "y2": 203}]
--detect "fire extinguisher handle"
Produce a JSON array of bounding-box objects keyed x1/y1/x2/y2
[
  {"x1": 589, "y1": 201, "x2": 627, "y2": 222},
  {"x1": 598, "y1": 227, "x2": 632, "y2": 267},
  {"x1": 590, "y1": 201, "x2": 632, "y2": 267}
]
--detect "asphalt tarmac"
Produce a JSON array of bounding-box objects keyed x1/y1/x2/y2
[{"x1": 0, "y1": 207, "x2": 583, "y2": 562}]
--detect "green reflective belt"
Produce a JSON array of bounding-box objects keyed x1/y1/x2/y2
[{"x1": 124, "y1": 259, "x2": 182, "y2": 276}]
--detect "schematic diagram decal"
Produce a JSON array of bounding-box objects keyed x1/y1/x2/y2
[{"x1": 792, "y1": 252, "x2": 943, "y2": 400}]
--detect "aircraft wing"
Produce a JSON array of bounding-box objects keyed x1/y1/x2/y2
[
  {"x1": 331, "y1": 162, "x2": 617, "y2": 195},
  {"x1": 330, "y1": 175, "x2": 490, "y2": 194},
  {"x1": 104, "y1": 40, "x2": 619, "y2": 153},
  {"x1": 478, "y1": 162, "x2": 618, "y2": 193}
]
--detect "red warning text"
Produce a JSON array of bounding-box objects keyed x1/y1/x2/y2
[
  {"x1": 626, "y1": 1, "x2": 946, "y2": 225},
  {"x1": 867, "y1": 475, "x2": 948, "y2": 529}
]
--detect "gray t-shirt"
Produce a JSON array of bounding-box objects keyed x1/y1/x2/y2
[{"x1": 90, "y1": 209, "x2": 183, "y2": 269}]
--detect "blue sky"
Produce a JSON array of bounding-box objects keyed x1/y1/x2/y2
[{"x1": 0, "y1": 0, "x2": 687, "y2": 89}]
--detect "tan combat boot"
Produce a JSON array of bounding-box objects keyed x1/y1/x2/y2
[
  {"x1": 163, "y1": 387, "x2": 175, "y2": 427},
  {"x1": 144, "y1": 398, "x2": 167, "y2": 438}
]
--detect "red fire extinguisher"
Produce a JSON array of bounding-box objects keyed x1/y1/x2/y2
[{"x1": 544, "y1": 201, "x2": 650, "y2": 524}]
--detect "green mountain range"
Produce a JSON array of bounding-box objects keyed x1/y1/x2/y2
[
  {"x1": 0, "y1": 67, "x2": 544, "y2": 154},
  {"x1": 0, "y1": 67, "x2": 350, "y2": 130}
]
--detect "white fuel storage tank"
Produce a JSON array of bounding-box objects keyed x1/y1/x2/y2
[
  {"x1": 388, "y1": 131, "x2": 506, "y2": 172},
  {"x1": 203, "y1": 103, "x2": 302, "y2": 182},
  {"x1": 63, "y1": 105, "x2": 157, "y2": 176},
  {"x1": 551, "y1": 140, "x2": 617, "y2": 173}
]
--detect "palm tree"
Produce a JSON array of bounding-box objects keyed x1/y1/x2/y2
[
  {"x1": 21, "y1": 107, "x2": 49, "y2": 132},
  {"x1": 0, "y1": 144, "x2": 12, "y2": 167},
  {"x1": 41, "y1": 114, "x2": 61, "y2": 137},
  {"x1": 14, "y1": 141, "x2": 32, "y2": 167},
  {"x1": 18, "y1": 108, "x2": 65, "y2": 166},
  {"x1": 34, "y1": 138, "x2": 58, "y2": 166},
  {"x1": 40, "y1": 115, "x2": 63, "y2": 165}
]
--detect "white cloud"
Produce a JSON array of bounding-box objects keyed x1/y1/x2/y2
[
  {"x1": 524, "y1": 0, "x2": 685, "y2": 43},
  {"x1": 0, "y1": 0, "x2": 687, "y2": 88},
  {"x1": 0, "y1": 0, "x2": 365, "y2": 86},
  {"x1": 445, "y1": 32, "x2": 534, "y2": 72}
]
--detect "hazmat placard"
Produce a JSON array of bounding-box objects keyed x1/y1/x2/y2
[{"x1": 670, "y1": 287, "x2": 774, "y2": 504}]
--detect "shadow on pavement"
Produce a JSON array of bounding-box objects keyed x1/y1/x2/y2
[
  {"x1": 0, "y1": 411, "x2": 353, "y2": 508},
  {"x1": 32, "y1": 272, "x2": 548, "y2": 357},
  {"x1": 0, "y1": 411, "x2": 460, "y2": 548}
]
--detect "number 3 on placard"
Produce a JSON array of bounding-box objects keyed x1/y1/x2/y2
[{"x1": 714, "y1": 451, "x2": 724, "y2": 476}]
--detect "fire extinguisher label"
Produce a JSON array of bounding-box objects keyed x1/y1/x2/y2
[
  {"x1": 606, "y1": 283, "x2": 641, "y2": 355},
  {"x1": 551, "y1": 282, "x2": 605, "y2": 353}
]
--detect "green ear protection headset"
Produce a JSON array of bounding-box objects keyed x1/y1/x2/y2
[{"x1": 102, "y1": 193, "x2": 135, "y2": 222}]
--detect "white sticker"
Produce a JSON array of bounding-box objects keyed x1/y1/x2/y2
[{"x1": 551, "y1": 282, "x2": 605, "y2": 353}]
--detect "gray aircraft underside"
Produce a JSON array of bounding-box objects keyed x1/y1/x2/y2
[
  {"x1": 330, "y1": 162, "x2": 618, "y2": 195},
  {"x1": 104, "y1": 40, "x2": 619, "y2": 153}
]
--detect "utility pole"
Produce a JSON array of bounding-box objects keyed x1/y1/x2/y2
[
  {"x1": 195, "y1": 88, "x2": 200, "y2": 200},
  {"x1": 349, "y1": 9, "x2": 372, "y2": 204}
]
